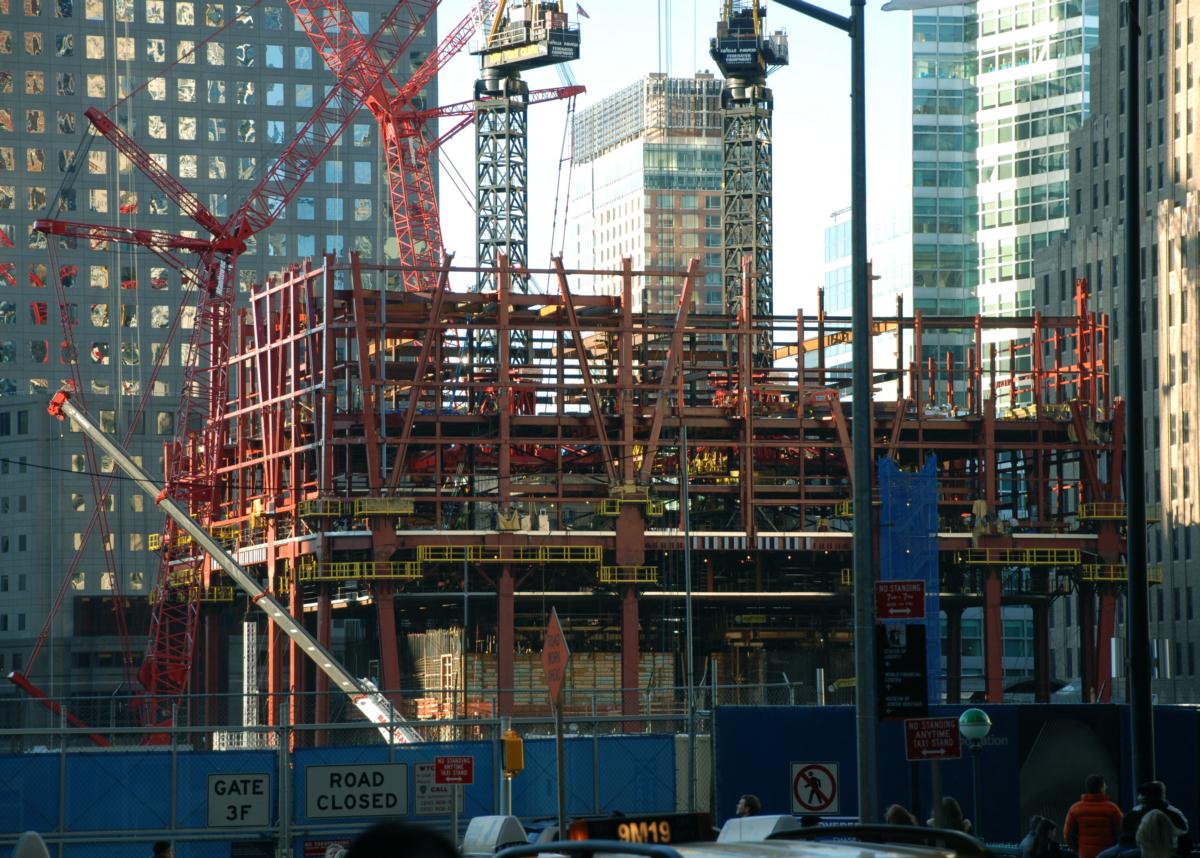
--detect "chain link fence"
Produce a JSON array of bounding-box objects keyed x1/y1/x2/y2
[{"x1": 0, "y1": 688, "x2": 731, "y2": 858}]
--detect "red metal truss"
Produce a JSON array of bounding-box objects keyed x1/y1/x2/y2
[
  {"x1": 287, "y1": 0, "x2": 476, "y2": 291},
  {"x1": 82, "y1": 108, "x2": 225, "y2": 237}
]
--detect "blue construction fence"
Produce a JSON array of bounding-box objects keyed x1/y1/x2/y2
[
  {"x1": 0, "y1": 734, "x2": 679, "y2": 858},
  {"x1": 714, "y1": 704, "x2": 1200, "y2": 843}
]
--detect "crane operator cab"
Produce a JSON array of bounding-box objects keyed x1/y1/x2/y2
[
  {"x1": 492, "y1": 811, "x2": 994, "y2": 858},
  {"x1": 471, "y1": 1, "x2": 581, "y2": 72}
]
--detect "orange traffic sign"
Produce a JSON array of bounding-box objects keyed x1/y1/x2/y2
[{"x1": 541, "y1": 607, "x2": 571, "y2": 707}]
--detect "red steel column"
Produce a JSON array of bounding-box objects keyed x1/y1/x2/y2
[
  {"x1": 1079, "y1": 583, "x2": 1098, "y2": 703},
  {"x1": 315, "y1": 582, "x2": 332, "y2": 745},
  {"x1": 288, "y1": 550, "x2": 307, "y2": 740},
  {"x1": 983, "y1": 572, "x2": 1004, "y2": 703},
  {"x1": 982, "y1": 394, "x2": 1004, "y2": 703},
  {"x1": 622, "y1": 585, "x2": 640, "y2": 721},
  {"x1": 1097, "y1": 590, "x2": 1116, "y2": 702},
  {"x1": 498, "y1": 565, "x2": 515, "y2": 716},
  {"x1": 266, "y1": 555, "x2": 284, "y2": 726},
  {"x1": 203, "y1": 612, "x2": 221, "y2": 728},
  {"x1": 375, "y1": 584, "x2": 402, "y2": 704}
]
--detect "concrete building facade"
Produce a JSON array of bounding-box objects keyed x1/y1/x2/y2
[{"x1": 1037, "y1": 0, "x2": 1200, "y2": 701}]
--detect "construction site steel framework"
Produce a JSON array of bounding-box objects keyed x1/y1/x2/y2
[{"x1": 179, "y1": 255, "x2": 1129, "y2": 735}]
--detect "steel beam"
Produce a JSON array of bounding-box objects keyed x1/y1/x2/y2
[{"x1": 622, "y1": 586, "x2": 640, "y2": 723}]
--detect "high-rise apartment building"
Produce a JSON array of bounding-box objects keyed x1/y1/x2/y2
[
  {"x1": 0, "y1": 0, "x2": 435, "y2": 716},
  {"x1": 567, "y1": 73, "x2": 725, "y2": 313},
  {"x1": 1037, "y1": 0, "x2": 1200, "y2": 701}
]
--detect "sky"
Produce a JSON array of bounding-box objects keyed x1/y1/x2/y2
[{"x1": 430, "y1": 0, "x2": 913, "y2": 315}]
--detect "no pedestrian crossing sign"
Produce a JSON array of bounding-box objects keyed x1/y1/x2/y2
[{"x1": 790, "y1": 762, "x2": 839, "y2": 814}]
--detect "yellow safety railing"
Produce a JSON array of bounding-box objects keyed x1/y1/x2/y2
[
  {"x1": 1081, "y1": 563, "x2": 1165, "y2": 584},
  {"x1": 211, "y1": 524, "x2": 240, "y2": 549},
  {"x1": 299, "y1": 499, "x2": 351, "y2": 518},
  {"x1": 418, "y1": 544, "x2": 602, "y2": 564},
  {"x1": 354, "y1": 497, "x2": 415, "y2": 516},
  {"x1": 598, "y1": 566, "x2": 659, "y2": 585},
  {"x1": 598, "y1": 497, "x2": 666, "y2": 518},
  {"x1": 298, "y1": 560, "x2": 423, "y2": 581},
  {"x1": 163, "y1": 571, "x2": 199, "y2": 589},
  {"x1": 1078, "y1": 502, "x2": 1126, "y2": 520},
  {"x1": 957, "y1": 547, "x2": 1081, "y2": 565},
  {"x1": 1078, "y1": 503, "x2": 1162, "y2": 524},
  {"x1": 540, "y1": 545, "x2": 602, "y2": 563},
  {"x1": 832, "y1": 499, "x2": 879, "y2": 517},
  {"x1": 151, "y1": 584, "x2": 235, "y2": 603},
  {"x1": 149, "y1": 531, "x2": 193, "y2": 552},
  {"x1": 200, "y1": 586, "x2": 236, "y2": 602}
]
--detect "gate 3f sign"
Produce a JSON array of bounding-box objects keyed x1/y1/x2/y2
[{"x1": 790, "y1": 762, "x2": 839, "y2": 815}]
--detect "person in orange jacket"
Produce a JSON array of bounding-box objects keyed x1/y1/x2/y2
[{"x1": 1064, "y1": 774, "x2": 1123, "y2": 858}]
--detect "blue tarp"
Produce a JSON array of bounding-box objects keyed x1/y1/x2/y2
[{"x1": 878, "y1": 456, "x2": 942, "y2": 703}]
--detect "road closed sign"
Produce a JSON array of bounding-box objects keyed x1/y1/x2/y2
[
  {"x1": 790, "y1": 762, "x2": 839, "y2": 815},
  {"x1": 305, "y1": 764, "x2": 407, "y2": 819},
  {"x1": 208, "y1": 773, "x2": 271, "y2": 827}
]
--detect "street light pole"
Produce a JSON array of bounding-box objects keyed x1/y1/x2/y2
[
  {"x1": 1122, "y1": 0, "x2": 1155, "y2": 788},
  {"x1": 771, "y1": 0, "x2": 877, "y2": 823},
  {"x1": 959, "y1": 708, "x2": 991, "y2": 839}
]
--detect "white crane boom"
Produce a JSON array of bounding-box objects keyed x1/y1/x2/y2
[{"x1": 48, "y1": 386, "x2": 422, "y2": 745}]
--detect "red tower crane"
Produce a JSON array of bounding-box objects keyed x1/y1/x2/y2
[
  {"x1": 289, "y1": 0, "x2": 481, "y2": 291},
  {"x1": 13, "y1": 0, "x2": 443, "y2": 738}
]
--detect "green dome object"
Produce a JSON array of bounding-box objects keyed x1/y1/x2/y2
[{"x1": 959, "y1": 707, "x2": 992, "y2": 741}]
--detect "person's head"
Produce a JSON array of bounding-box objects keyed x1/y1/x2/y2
[
  {"x1": 885, "y1": 804, "x2": 919, "y2": 826},
  {"x1": 799, "y1": 815, "x2": 822, "y2": 828},
  {"x1": 14, "y1": 832, "x2": 50, "y2": 858},
  {"x1": 941, "y1": 796, "x2": 965, "y2": 827},
  {"x1": 1086, "y1": 774, "x2": 1106, "y2": 795},
  {"x1": 1034, "y1": 817, "x2": 1058, "y2": 843},
  {"x1": 736, "y1": 794, "x2": 761, "y2": 817},
  {"x1": 347, "y1": 822, "x2": 459, "y2": 858},
  {"x1": 152, "y1": 842, "x2": 173, "y2": 858},
  {"x1": 1137, "y1": 810, "x2": 1179, "y2": 857},
  {"x1": 1028, "y1": 815, "x2": 1047, "y2": 835},
  {"x1": 1139, "y1": 781, "x2": 1167, "y2": 803}
]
